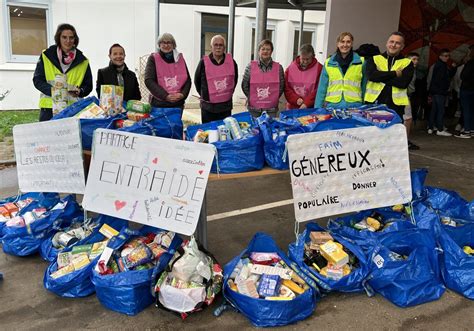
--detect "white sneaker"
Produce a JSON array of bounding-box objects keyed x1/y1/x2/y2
[
  {"x1": 436, "y1": 130, "x2": 452, "y2": 137},
  {"x1": 427, "y1": 129, "x2": 434, "y2": 134},
  {"x1": 455, "y1": 124, "x2": 462, "y2": 131},
  {"x1": 454, "y1": 133, "x2": 471, "y2": 139}
]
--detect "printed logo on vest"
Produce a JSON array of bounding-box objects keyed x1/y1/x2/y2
[
  {"x1": 164, "y1": 76, "x2": 179, "y2": 88},
  {"x1": 214, "y1": 77, "x2": 228, "y2": 91},
  {"x1": 293, "y1": 85, "x2": 306, "y2": 97},
  {"x1": 257, "y1": 86, "x2": 270, "y2": 100}
]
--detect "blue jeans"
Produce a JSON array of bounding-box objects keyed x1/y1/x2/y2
[
  {"x1": 460, "y1": 89, "x2": 474, "y2": 132},
  {"x1": 429, "y1": 94, "x2": 446, "y2": 130}
]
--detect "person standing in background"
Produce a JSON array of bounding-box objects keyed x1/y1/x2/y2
[
  {"x1": 285, "y1": 44, "x2": 322, "y2": 109},
  {"x1": 145, "y1": 33, "x2": 191, "y2": 110},
  {"x1": 33, "y1": 23, "x2": 92, "y2": 121},
  {"x1": 456, "y1": 45, "x2": 474, "y2": 138},
  {"x1": 96, "y1": 44, "x2": 141, "y2": 101},
  {"x1": 194, "y1": 35, "x2": 238, "y2": 123},
  {"x1": 405, "y1": 52, "x2": 420, "y2": 149}
]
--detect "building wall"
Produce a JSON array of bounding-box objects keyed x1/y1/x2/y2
[{"x1": 0, "y1": 1, "x2": 325, "y2": 110}]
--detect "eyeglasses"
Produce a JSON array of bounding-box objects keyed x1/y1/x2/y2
[
  {"x1": 213, "y1": 44, "x2": 225, "y2": 48},
  {"x1": 160, "y1": 41, "x2": 173, "y2": 45}
]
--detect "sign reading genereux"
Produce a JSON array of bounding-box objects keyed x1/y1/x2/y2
[
  {"x1": 13, "y1": 118, "x2": 85, "y2": 194},
  {"x1": 287, "y1": 124, "x2": 412, "y2": 222},
  {"x1": 82, "y1": 129, "x2": 215, "y2": 236}
]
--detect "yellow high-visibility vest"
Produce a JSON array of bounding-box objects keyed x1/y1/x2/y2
[
  {"x1": 325, "y1": 57, "x2": 364, "y2": 103},
  {"x1": 364, "y1": 55, "x2": 411, "y2": 105},
  {"x1": 38, "y1": 52, "x2": 89, "y2": 108}
]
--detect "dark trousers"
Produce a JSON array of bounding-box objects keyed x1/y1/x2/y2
[
  {"x1": 201, "y1": 109, "x2": 232, "y2": 124},
  {"x1": 428, "y1": 94, "x2": 446, "y2": 130},
  {"x1": 460, "y1": 89, "x2": 474, "y2": 132},
  {"x1": 39, "y1": 108, "x2": 53, "y2": 122}
]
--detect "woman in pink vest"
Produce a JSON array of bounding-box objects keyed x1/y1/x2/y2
[
  {"x1": 144, "y1": 32, "x2": 191, "y2": 110},
  {"x1": 194, "y1": 35, "x2": 238, "y2": 123},
  {"x1": 241, "y1": 39, "x2": 285, "y2": 118},
  {"x1": 284, "y1": 44, "x2": 323, "y2": 109}
]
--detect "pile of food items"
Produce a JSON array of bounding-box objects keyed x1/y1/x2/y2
[
  {"x1": 227, "y1": 252, "x2": 309, "y2": 301},
  {"x1": 115, "y1": 100, "x2": 152, "y2": 128},
  {"x1": 346, "y1": 108, "x2": 396, "y2": 124},
  {"x1": 52, "y1": 74, "x2": 79, "y2": 115},
  {"x1": 0, "y1": 198, "x2": 34, "y2": 225},
  {"x1": 193, "y1": 117, "x2": 257, "y2": 143},
  {"x1": 303, "y1": 231, "x2": 359, "y2": 281},
  {"x1": 51, "y1": 220, "x2": 100, "y2": 249},
  {"x1": 296, "y1": 113, "x2": 332, "y2": 126},
  {"x1": 97, "y1": 231, "x2": 175, "y2": 275}
]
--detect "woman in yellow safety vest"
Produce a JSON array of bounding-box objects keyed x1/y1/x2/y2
[
  {"x1": 33, "y1": 23, "x2": 92, "y2": 121},
  {"x1": 315, "y1": 32, "x2": 366, "y2": 109}
]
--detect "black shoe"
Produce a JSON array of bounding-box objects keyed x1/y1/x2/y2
[{"x1": 408, "y1": 141, "x2": 420, "y2": 150}]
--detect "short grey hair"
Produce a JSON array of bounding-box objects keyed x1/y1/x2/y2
[
  {"x1": 300, "y1": 44, "x2": 315, "y2": 57},
  {"x1": 210, "y1": 34, "x2": 226, "y2": 47},
  {"x1": 157, "y1": 33, "x2": 176, "y2": 48}
]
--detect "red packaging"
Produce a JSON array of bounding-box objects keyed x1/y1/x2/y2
[
  {"x1": 127, "y1": 112, "x2": 150, "y2": 122},
  {"x1": 0, "y1": 206, "x2": 10, "y2": 217},
  {"x1": 116, "y1": 119, "x2": 125, "y2": 128},
  {"x1": 4, "y1": 202, "x2": 19, "y2": 214}
]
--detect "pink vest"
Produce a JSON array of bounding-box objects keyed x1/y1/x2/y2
[
  {"x1": 153, "y1": 52, "x2": 187, "y2": 94},
  {"x1": 286, "y1": 60, "x2": 319, "y2": 98},
  {"x1": 203, "y1": 53, "x2": 235, "y2": 103},
  {"x1": 249, "y1": 60, "x2": 281, "y2": 109}
]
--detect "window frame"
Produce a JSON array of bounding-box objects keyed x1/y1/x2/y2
[
  {"x1": 4, "y1": 0, "x2": 52, "y2": 63},
  {"x1": 250, "y1": 22, "x2": 276, "y2": 61}
]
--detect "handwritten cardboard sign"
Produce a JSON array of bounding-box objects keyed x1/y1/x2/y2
[
  {"x1": 13, "y1": 118, "x2": 85, "y2": 193},
  {"x1": 287, "y1": 124, "x2": 412, "y2": 222},
  {"x1": 82, "y1": 129, "x2": 215, "y2": 236}
]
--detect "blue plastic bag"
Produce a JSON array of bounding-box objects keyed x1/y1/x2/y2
[
  {"x1": 0, "y1": 192, "x2": 45, "y2": 236},
  {"x1": 91, "y1": 226, "x2": 182, "y2": 315},
  {"x1": 288, "y1": 223, "x2": 370, "y2": 293},
  {"x1": 1, "y1": 193, "x2": 63, "y2": 256},
  {"x1": 40, "y1": 214, "x2": 127, "y2": 262},
  {"x1": 438, "y1": 223, "x2": 474, "y2": 299},
  {"x1": 410, "y1": 168, "x2": 428, "y2": 200},
  {"x1": 111, "y1": 107, "x2": 183, "y2": 140},
  {"x1": 186, "y1": 112, "x2": 264, "y2": 173},
  {"x1": 327, "y1": 209, "x2": 415, "y2": 253},
  {"x1": 223, "y1": 232, "x2": 319, "y2": 327},
  {"x1": 52, "y1": 96, "x2": 120, "y2": 150},
  {"x1": 366, "y1": 228, "x2": 445, "y2": 307},
  {"x1": 43, "y1": 215, "x2": 128, "y2": 298}
]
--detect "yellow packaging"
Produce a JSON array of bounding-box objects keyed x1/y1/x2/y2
[
  {"x1": 281, "y1": 279, "x2": 304, "y2": 295},
  {"x1": 51, "y1": 264, "x2": 75, "y2": 279},
  {"x1": 319, "y1": 240, "x2": 349, "y2": 268},
  {"x1": 366, "y1": 217, "x2": 382, "y2": 231},
  {"x1": 99, "y1": 223, "x2": 119, "y2": 239},
  {"x1": 72, "y1": 253, "x2": 90, "y2": 270}
]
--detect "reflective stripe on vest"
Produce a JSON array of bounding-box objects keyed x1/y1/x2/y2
[
  {"x1": 364, "y1": 55, "x2": 411, "y2": 105},
  {"x1": 324, "y1": 57, "x2": 364, "y2": 103},
  {"x1": 39, "y1": 53, "x2": 89, "y2": 108}
]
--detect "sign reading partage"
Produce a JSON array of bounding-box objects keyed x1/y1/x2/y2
[
  {"x1": 13, "y1": 118, "x2": 85, "y2": 194},
  {"x1": 287, "y1": 124, "x2": 412, "y2": 222},
  {"x1": 82, "y1": 129, "x2": 215, "y2": 236}
]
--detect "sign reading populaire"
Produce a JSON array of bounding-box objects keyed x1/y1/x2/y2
[
  {"x1": 13, "y1": 118, "x2": 85, "y2": 194},
  {"x1": 82, "y1": 129, "x2": 215, "y2": 236},
  {"x1": 287, "y1": 124, "x2": 412, "y2": 222}
]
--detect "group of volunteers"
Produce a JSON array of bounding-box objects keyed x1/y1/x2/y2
[{"x1": 32, "y1": 23, "x2": 474, "y2": 147}]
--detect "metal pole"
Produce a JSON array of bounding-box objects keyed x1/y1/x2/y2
[
  {"x1": 254, "y1": 0, "x2": 268, "y2": 60},
  {"x1": 298, "y1": 9, "x2": 305, "y2": 50},
  {"x1": 155, "y1": 0, "x2": 160, "y2": 51},
  {"x1": 228, "y1": 0, "x2": 236, "y2": 55}
]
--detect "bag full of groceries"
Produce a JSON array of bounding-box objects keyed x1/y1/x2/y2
[
  {"x1": 365, "y1": 228, "x2": 445, "y2": 307},
  {"x1": 43, "y1": 216, "x2": 127, "y2": 298},
  {"x1": 1, "y1": 193, "x2": 65, "y2": 256},
  {"x1": 153, "y1": 237, "x2": 222, "y2": 319},
  {"x1": 0, "y1": 192, "x2": 45, "y2": 236},
  {"x1": 186, "y1": 112, "x2": 264, "y2": 173},
  {"x1": 289, "y1": 222, "x2": 370, "y2": 293},
  {"x1": 91, "y1": 226, "x2": 182, "y2": 316},
  {"x1": 222, "y1": 232, "x2": 319, "y2": 327}
]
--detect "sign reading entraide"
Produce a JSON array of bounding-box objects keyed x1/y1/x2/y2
[
  {"x1": 287, "y1": 124, "x2": 412, "y2": 222},
  {"x1": 82, "y1": 129, "x2": 215, "y2": 236},
  {"x1": 13, "y1": 118, "x2": 85, "y2": 194}
]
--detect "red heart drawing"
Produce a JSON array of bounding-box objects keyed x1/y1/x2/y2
[
  {"x1": 198, "y1": 170, "x2": 204, "y2": 175},
  {"x1": 114, "y1": 200, "x2": 126, "y2": 211},
  {"x1": 152, "y1": 157, "x2": 158, "y2": 164}
]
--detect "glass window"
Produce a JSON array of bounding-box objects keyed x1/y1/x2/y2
[
  {"x1": 6, "y1": 2, "x2": 50, "y2": 62},
  {"x1": 201, "y1": 14, "x2": 228, "y2": 57},
  {"x1": 293, "y1": 30, "x2": 314, "y2": 60}
]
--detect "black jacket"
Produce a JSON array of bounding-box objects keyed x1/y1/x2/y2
[
  {"x1": 194, "y1": 53, "x2": 238, "y2": 113},
  {"x1": 96, "y1": 62, "x2": 141, "y2": 101},
  {"x1": 429, "y1": 59, "x2": 454, "y2": 95},
  {"x1": 33, "y1": 45, "x2": 93, "y2": 98},
  {"x1": 366, "y1": 52, "x2": 414, "y2": 113},
  {"x1": 144, "y1": 51, "x2": 191, "y2": 108},
  {"x1": 461, "y1": 59, "x2": 474, "y2": 91}
]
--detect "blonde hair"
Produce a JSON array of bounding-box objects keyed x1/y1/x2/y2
[{"x1": 337, "y1": 32, "x2": 354, "y2": 43}]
